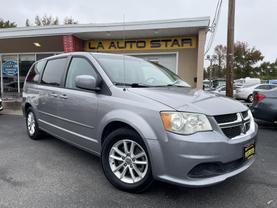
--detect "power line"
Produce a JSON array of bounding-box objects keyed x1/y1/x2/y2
[
  {"x1": 206, "y1": 0, "x2": 222, "y2": 53},
  {"x1": 205, "y1": 0, "x2": 223, "y2": 54}
]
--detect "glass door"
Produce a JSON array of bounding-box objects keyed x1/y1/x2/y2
[{"x1": 1, "y1": 55, "x2": 19, "y2": 99}]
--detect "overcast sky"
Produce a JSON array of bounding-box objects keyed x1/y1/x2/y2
[{"x1": 1, "y1": 0, "x2": 277, "y2": 63}]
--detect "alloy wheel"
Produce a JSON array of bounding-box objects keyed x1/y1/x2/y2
[
  {"x1": 27, "y1": 112, "x2": 36, "y2": 136},
  {"x1": 109, "y1": 139, "x2": 148, "y2": 184}
]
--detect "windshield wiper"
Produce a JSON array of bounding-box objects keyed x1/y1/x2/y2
[
  {"x1": 166, "y1": 84, "x2": 187, "y2": 87},
  {"x1": 166, "y1": 80, "x2": 181, "y2": 87},
  {"x1": 114, "y1": 82, "x2": 189, "y2": 88},
  {"x1": 114, "y1": 82, "x2": 151, "y2": 88},
  {"x1": 166, "y1": 80, "x2": 190, "y2": 88}
]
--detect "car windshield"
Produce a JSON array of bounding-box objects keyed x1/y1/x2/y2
[{"x1": 93, "y1": 54, "x2": 190, "y2": 88}]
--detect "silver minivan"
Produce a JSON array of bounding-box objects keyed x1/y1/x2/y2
[{"x1": 23, "y1": 52, "x2": 258, "y2": 193}]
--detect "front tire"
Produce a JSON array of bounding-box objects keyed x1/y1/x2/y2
[
  {"x1": 101, "y1": 128, "x2": 153, "y2": 193},
  {"x1": 26, "y1": 107, "x2": 43, "y2": 140}
]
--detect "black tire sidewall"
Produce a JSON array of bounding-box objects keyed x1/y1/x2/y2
[
  {"x1": 26, "y1": 107, "x2": 41, "y2": 140},
  {"x1": 101, "y1": 128, "x2": 153, "y2": 193},
  {"x1": 248, "y1": 94, "x2": 253, "y2": 103}
]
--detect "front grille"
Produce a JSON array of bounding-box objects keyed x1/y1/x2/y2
[
  {"x1": 214, "y1": 111, "x2": 251, "y2": 139},
  {"x1": 222, "y1": 126, "x2": 241, "y2": 138},
  {"x1": 214, "y1": 113, "x2": 238, "y2": 123}
]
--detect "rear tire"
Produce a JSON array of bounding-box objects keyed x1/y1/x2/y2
[
  {"x1": 247, "y1": 94, "x2": 254, "y2": 103},
  {"x1": 101, "y1": 128, "x2": 153, "y2": 193},
  {"x1": 26, "y1": 107, "x2": 43, "y2": 140}
]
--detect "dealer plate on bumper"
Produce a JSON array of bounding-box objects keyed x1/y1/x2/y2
[{"x1": 244, "y1": 143, "x2": 255, "y2": 160}]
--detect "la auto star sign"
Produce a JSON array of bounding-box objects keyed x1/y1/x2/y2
[{"x1": 85, "y1": 36, "x2": 196, "y2": 52}]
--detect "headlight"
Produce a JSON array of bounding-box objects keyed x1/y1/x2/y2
[{"x1": 160, "y1": 112, "x2": 212, "y2": 135}]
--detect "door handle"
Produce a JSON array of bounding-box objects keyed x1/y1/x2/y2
[
  {"x1": 50, "y1": 93, "x2": 58, "y2": 98},
  {"x1": 59, "y1": 94, "x2": 68, "y2": 99}
]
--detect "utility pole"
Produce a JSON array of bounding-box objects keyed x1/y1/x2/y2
[{"x1": 226, "y1": 0, "x2": 235, "y2": 97}]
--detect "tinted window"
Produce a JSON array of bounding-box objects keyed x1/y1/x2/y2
[
  {"x1": 65, "y1": 57, "x2": 97, "y2": 89},
  {"x1": 41, "y1": 58, "x2": 67, "y2": 86},
  {"x1": 26, "y1": 60, "x2": 46, "y2": 83}
]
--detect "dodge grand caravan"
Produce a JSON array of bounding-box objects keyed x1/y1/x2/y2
[{"x1": 22, "y1": 52, "x2": 258, "y2": 193}]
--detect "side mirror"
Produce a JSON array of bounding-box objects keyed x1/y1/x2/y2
[{"x1": 75, "y1": 75, "x2": 101, "y2": 91}]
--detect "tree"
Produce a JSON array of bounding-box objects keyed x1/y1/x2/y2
[
  {"x1": 233, "y1": 41, "x2": 264, "y2": 79},
  {"x1": 29, "y1": 15, "x2": 60, "y2": 26},
  {"x1": 210, "y1": 42, "x2": 264, "y2": 79},
  {"x1": 34, "y1": 16, "x2": 41, "y2": 26},
  {"x1": 40, "y1": 15, "x2": 59, "y2": 26},
  {"x1": 64, "y1": 17, "x2": 78, "y2": 25},
  {"x1": 25, "y1": 19, "x2": 31, "y2": 27},
  {"x1": 213, "y1": 44, "x2": 227, "y2": 78},
  {"x1": 26, "y1": 15, "x2": 78, "y2": 26},
  {"x1": 0, "y1": 18, "x2": 17, "y2": 28},
  {"x1": 259, "y1": 59, "x2": 277, "y2": 80}
]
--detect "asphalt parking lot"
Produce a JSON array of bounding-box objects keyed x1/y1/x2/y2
[{"x1": 0, "y1": 115, "x2": 276, "y2": 208}]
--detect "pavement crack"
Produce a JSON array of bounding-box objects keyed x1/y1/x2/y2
[{"x1": 0, "y1": 169, "x2": 25, "y2": 187}]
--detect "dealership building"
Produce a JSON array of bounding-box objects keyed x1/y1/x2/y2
[{"x1": 0, "y1": 17, "x2": 209, "y2": 99}]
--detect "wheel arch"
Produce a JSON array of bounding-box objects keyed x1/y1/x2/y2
[
  {"x1": 97, "y1": 110, "x2": 161, "y2": 164},
  {"x1": 101, "y1": 121, "x2": 138, "y2": 145},
  {"x1": 98, "y1": 110, "x2": 158, "y2": 145},
  {"x1": 23, "y1": 102, "x2": 33, "y2": 116}
]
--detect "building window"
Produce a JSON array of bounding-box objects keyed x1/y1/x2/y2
[
  {"x1": 1, "y1": 55, "x2": 19, "y2": 98},
  {"x1": 130, "y1": 53, "x2": 177, "y2": 73}
]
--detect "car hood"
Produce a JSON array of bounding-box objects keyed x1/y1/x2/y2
[{"x1": 128, "y1": 87, "x2": 248, "y2": 116}]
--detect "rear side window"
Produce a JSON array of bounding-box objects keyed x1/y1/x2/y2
[
  {"x1": 65, "y1": 57, "x2": 98, "y2": 89},
  {"x1": 256, "y1": 85, "x2": 269, "y2": 90},
  {"x1": 26, "y1": 60, "x2": 46, "y2": 83},
  {"x1": 41, "y1": 58, "x2": 67, "y2": 86}
]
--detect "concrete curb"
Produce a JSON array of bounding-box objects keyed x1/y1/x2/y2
[
  {"x1": 3, "y1": 101, "x2": 21, "y2": 109},
  {"x1": 1, "y1": 101, "x2": 23, "y2": 116},
  {"x1": 0, "y1": 109, "x2": 23, "y2": 116}
]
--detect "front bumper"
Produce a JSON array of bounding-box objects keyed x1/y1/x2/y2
[{"x1": 148, "y1": 126, "x2": 258, "y2": 187}]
